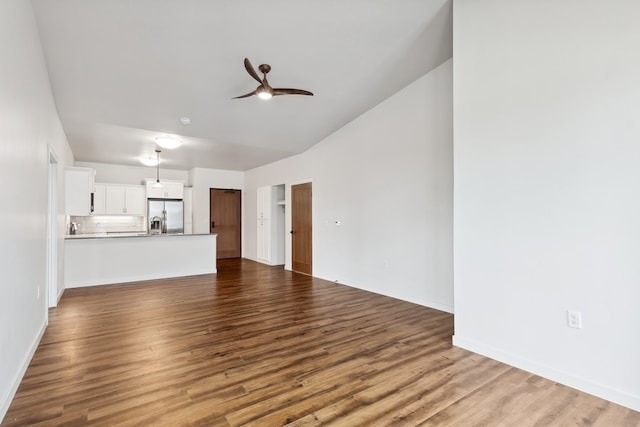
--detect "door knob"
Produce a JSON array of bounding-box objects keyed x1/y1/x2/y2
[
  {"x1": 211, "y1": 221, "x2": 216, "y2": 229},
  {"x1": 290, "y1": 230, "x2": 295, "y2": 234}
]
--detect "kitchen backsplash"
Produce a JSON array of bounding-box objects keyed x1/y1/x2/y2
[{"x1": 69, "y1": 215, "x2": 146, "y2": 234}]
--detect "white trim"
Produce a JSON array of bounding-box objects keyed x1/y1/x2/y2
[
  {"x1": 453, "y1": 335, "x2": 640, "y2": 412},
  {"x1": 241, "y1": 259, "x2": 454, "y2": 313},
  {"x1": 321, "y1": 275, "x2": 454, "y2": 314},
  {"x1": 47, "y1": 147, "x2": 59, "y2": 308},
  {"x1": 289, "y1": 177, "x2": 313, "y2": 187},
  {"x1": 0, "y1": 320, "x2": 47, "y2": 422}
]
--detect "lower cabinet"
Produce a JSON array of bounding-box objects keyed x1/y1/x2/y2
[
  {"x1": 256, "y1": 184, "x2": 285, "y2": 266},
  {"x1": 257, "y1": 219, "x2": 271, "y2": 263}
]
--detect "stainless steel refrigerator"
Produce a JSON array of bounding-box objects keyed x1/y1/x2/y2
[{"x1": 148, "y1": 199, "x2": 184, "y2": 234}]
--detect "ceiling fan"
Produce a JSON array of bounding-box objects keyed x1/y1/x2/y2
[{"x1": 232, "y1": 58, "x2": 313, "y2": 100}]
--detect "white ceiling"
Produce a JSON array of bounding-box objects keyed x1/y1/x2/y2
[{"x1": 31, "y1": 0, "x2": 452, "y2": 171}]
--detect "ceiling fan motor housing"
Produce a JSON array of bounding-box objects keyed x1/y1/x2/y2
[{"x1": 232, "y1": 58, "x2": 313, "y2": 99}]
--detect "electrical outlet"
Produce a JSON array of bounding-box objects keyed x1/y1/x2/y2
[{"x1": 567, "y1": 310, "x2": 582, "y2": 329}]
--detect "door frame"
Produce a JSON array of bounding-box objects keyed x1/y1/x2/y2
[
  {"x1": 47, "y1": 147, "x2": 59, "y2": 310},
  {"x1": 288, "y1": 179, "x2": 313, "y2": 274}
]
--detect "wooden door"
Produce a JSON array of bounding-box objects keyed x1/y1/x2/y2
[
  {"x1": 210, "y1": 189, "x2": 241, "y2": 259},
  {"x1": 291, "y1": 183, "x2": 312, "y2": 275}
]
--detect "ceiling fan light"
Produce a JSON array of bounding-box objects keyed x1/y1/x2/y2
[
  {"x1": 154, "y1": 136, "x2": 183, "y2": 149},
  {"x1": 257, "y1": 91, "x2": 272, "y2": 100}
]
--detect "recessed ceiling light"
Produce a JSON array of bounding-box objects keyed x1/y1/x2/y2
[
  {"x1": 180, "y1": 117, "x2": 191, "y2": 125},
  {"x1": 155, "y1": 136, "x2": 183, "y2": 149},
  {"x1": 139, "y1": 157, "x2": 159, "y2": 167}
]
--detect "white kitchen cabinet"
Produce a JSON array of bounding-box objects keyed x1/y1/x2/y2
[
  {"x1": 104, "y1": 185, "x2": 145, "y2": 215},
  {"x1": 257, "y1": 186, "x2": 271, "y2": 219},
  {"x1": 65, "y1": 167, "x2": 95, "y2": 216},
  {"x1": 125, "y1": 186, "x2": 145, "y2": 214},
  {"x1": 105, "y1": 186, "x2": 125, "y2": 214},
  {"x1": 257, "y1": 219, "x2": 271, "y2": 263},
  {"x1": 256, "y1": 184, "x2": 285, "y2": 265},
  {"x1": 93, "y1": 184, "x2": 106, "y2": 215},
  {"x1": 164, "y1": 181, "x2": 183, "y2": 199},
  {"x1": 145, "y1": 180, "x2": 184, "y2": 199},
  {"x1": 145, "y1": 182, "x2": 163, "y2": 199}
]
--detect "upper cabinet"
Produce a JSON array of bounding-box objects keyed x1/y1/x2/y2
[
  {"x1": 257, "y1": 186, "x2": 271, "y2": 219},
  {"x1": 104, "y1": 185, "x2": 145, "y2": 215},
  {"x1": 93, "y1": 184, "x2": 106, "y2": 215},
  {"x1": 257, "y1": 185, "x2": 285, "y2": 220},
  {"x1": 125, "y1": 186, "x2": 145, "y2": 214},
  {"x1": 145, "y1": 180, "x2": 184, "y2": 199},
  {"x1": 65, "y1": 167, "x2": 95, "y2": 216},
  {"x1": 93, "y1": 184, "x2": 145, "y2": 216}
]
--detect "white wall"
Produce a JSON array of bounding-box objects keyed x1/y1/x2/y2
[
  {"x1": 245, "y1": 59, "x2": 453, "y2": 312},
  {"x1": 453, "y1": 0, "x2": 640, "y2": 411},
  {"x1": 76, "y1": 161, "x2": 189, "y2": 184},
  {"x1": 0, "y1": 0, "x2": 74, "y2": 420},
  {"x1": 189, "y1": 168, "x2": 244, "y2": 235}
]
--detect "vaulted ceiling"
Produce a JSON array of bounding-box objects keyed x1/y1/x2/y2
[{"x1": 32, "y1": 0, "x2": 452, "y2": 171}]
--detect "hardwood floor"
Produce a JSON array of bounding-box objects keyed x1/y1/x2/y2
[{"x1": 3, "y1": 259, "x2": 639, "y2": 426}]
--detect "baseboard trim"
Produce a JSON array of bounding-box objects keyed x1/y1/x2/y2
[
  {"x1": 453, "y1": 335, "x2": 640, "y2": 412},
  {"x1": 0, "y1": 320, "x2": 47, "y2": 423},
  {"x1": 318, "y1": 275, "x2": 454, "y2": 314}
]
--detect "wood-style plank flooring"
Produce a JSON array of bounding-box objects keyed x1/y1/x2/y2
[{"x1": 3, "y1": 259, "x2": 639, "y2": 426}]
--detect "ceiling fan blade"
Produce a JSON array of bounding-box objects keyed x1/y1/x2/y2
[
  {"x1": 272, "y1": 88, "x2": 314, "y2": 96},
  {"x1": 232, "y1": 90, "x2": 257, "y2": 99},
  {"x1": 244, "y1": 58, "x2": 263, "y2": 84}
]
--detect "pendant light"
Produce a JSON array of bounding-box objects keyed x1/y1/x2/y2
[
  {"x1": 138, "y1": 157, "x2": 158, "y2": 167},
  {"x1": 152, "y1": 148, "x2": 163, "y2": 188},
  {"x1": 154, "y1": 136, "x2": 183, "y2": 149}
]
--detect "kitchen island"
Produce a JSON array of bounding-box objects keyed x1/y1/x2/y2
[{"x1": 64, "y1": 233, "x2": 217, "y2": 288}]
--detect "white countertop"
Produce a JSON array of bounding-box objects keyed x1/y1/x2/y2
[{"x1": 65, "y1": 232, "x2": 214, "y2": 240}]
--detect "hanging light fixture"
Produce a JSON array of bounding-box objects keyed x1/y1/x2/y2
[
  {"x1": 154, "y1": 136, "x2": 183, "y2": 149},
  {"x1": 138, "y1": 156, "x2": 158, "y2": 167},
  {"x1": 153, "y1": 148, "x2": 163, "y2": 188}
]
